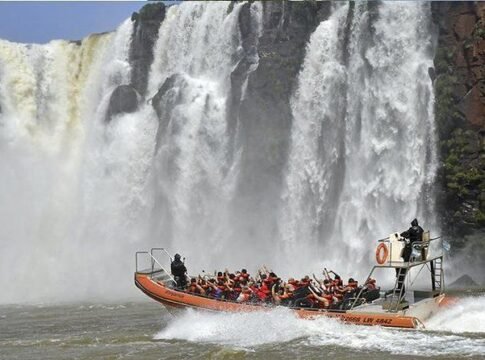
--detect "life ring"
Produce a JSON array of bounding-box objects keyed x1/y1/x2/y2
[{"x1": 375, "y1": 243, "x2": 389, "y2": 264}]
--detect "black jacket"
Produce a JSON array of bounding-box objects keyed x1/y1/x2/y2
[
  {"x1": 400, "y1": 225, "x2": 424, "y2": 244},
  {"x1": 171, "y1": 259, "x2": 187, "y2": 277},
  {"x1": 400, "y1": 220, "x2": 424, "y2": 261}
]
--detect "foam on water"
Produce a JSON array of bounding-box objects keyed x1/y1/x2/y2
[
  {"x1": 155, "y1": 300, "x2": 485, "y2": 356},
  {"x1": 427, "y1": 295, "x2": 485, "y2": 334}
]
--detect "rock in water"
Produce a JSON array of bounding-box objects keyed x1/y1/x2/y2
[
  {"x1": 449, "y1": 274, "x2": 479, "y2": 289},
  {"x1": 105, "y1": 85, "x2": 140, "y2": 121}
]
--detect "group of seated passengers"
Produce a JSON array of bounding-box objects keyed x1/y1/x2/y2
[{"x1": 181, "y1": 267, "x2": 379, "y2": 310}]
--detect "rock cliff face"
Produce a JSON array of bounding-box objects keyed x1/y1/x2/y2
[
  {"x1": 228, "y1": 1, "x2": 331, "y2": 239},
  {"x1": 130, "y1": 2, "x2": 166, "y2": 97},
  {"x1": 432, "y1": 2, "x2": 485, "y2": 245}
]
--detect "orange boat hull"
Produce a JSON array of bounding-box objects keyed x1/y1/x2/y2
[{"x1": 135, "y1": 273, "x2": 420, "y2": 329}]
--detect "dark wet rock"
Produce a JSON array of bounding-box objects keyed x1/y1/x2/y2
[
  {"x1": 432, "y1": 2, "x2": 485, "y2": 241},
  {"x1": 227, "y1": 1, "x2": 331, "y2": 244},
  {"x1": 105, "y1": 84, "x2": 140, "y2": 121},
  {"x1": 449, "y1": 274, "x2": 479, "y2": 289},
  {"x1": 130, "y1": 2, "x2": 166, "y2": 97},
  {"x1": 151, "y1": 73, "x2": 187, "y2": 150}
]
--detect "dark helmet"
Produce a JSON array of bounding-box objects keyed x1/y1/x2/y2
[
  {"x1": 411, "y1": 218, "x2": 419, "y2": 227},
  {"x1": 174, "y1": 253, "x2": 181, "y2": 260}
]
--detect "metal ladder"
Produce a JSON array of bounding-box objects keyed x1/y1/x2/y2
[{"x1": 388, "y1": 267, "x2": 407, "y2": 312}]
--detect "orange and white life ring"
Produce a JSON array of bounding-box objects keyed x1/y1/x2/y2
[{"x1": 375, "y1": 243, "x2": 389, "y2": 265}]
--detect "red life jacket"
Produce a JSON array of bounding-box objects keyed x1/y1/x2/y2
[
  {"x1": 323, "y1": 293, "x2": 334, "y2": 303},
  {"x1": 366, "y1": 279, "x2": 376, "y2": 290},
  {"x1": 260, "y1": 282, "x2": 271, "y2": 294},
  {"x1": 348, "y1": 281, "x2": 358, "y2": 289}
]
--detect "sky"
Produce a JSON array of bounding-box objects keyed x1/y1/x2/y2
[{"x1": 0, "y1": 2, "x2": 152, "y2": 44}]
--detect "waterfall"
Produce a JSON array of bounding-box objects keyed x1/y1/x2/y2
[
  {"x1": 147, "y1": 2, "x2": 263, "y2": 269},
  {"x1": 281, "y1": 2, "x2": 437, "y2": 277},
  {"x1": 0, "y1": 1, "x2": 437, "y2": 303},
  {"x1": 0, "y1": 19, "x2": 158, "y2": 302}
]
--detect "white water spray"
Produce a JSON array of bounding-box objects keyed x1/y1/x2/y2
[
  {"x1": 155, "y1": 304, "x2": 485, "y2": 356},
  {"x1": 281, "y1": 2, "x2": 437, "y2": 276}
]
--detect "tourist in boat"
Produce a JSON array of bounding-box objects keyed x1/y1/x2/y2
[
  {"x1": 364, "y1": 277, "x2": 377, "y2": 291},
  {"x1": 207, "y1": 279, "x2": 224, "y2": 299},
  {"x1": 239, "y1": 268, "x2": 250, "y2": 281},
  {"x1": 236, "y1": 286, "x2": 253, "y2": 303},
  {"x1": 287, "y1": 277, "x2": 299, "y2": 291},
  {"x1": 186, "y1": 278, "x2": 206, "y2": 295},
  {"x1": 309, "y1": 287, "x2": 334, "y2": 309},
  {"x1": 361, "y1": 277, "x2": 380, "y2": 302},
  {"x1": 170, "y1": 253, "x2": 187, "y2": 289},
  {"x1": 271, "y1": 282, "x2": 293, "y2": 306}
]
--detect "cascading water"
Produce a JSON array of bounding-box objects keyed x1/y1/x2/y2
[
  {"x1": 0, "y1": 1, "x2": 439, "y2": 303},
  {"x1": 281, "y1": 2, "x2": 437, "y2": 277},
  {"x1": 147, "y1": 1, "x2": 263, "y2": 269},
  {"x1": 0, "y1": 19, "x2": 159, "y2": 302}
]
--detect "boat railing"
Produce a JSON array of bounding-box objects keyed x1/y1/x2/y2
[
  {"x1": 350, "y1": 234, "x2": 445, "y2": 313},
  {"x1": 135, "y1": 248, "x2": 177, "y2": 286},
  {"x1": 376, "y1": 232, "x2": 443, "y2": 267}
]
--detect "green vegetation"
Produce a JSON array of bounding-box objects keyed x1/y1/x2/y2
[{"x1": 442, "y1": 128, "x2": 485, "y2": 225}]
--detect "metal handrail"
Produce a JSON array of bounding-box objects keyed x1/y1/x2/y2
[
  {"x1": 349, "y1": 254, "x2": 444, "y2": 312},
  {"x1": 151, "y1": 247, "x2": 174, "y2": 262},
  {"x1": 135, "y1": 250, "x2": 177, "y2": 285}
]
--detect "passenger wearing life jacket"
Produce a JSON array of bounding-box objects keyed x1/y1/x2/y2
[
  {"x1": 256, "y1": 274, "x2": 271, "y2": 302},
  {"x1": 300, "y1": 275, "x2": 311, "y2": 288},
  {"x1": 240, "y1": 269, "x2": 250, "y2": 281},
  {"x1": 309, "y1": 287, "x2": 334, "y2": 309},
  {"x1": 320, "y1": 279, "x2": 333, "y2": 293},
  {"x1": 361, "y1": 277, "x2": 380, "y2": 303},
  {"x1": 186, "y1": 278, "x2": 206, "y2": 296},
  {"x1": 216, "y1": 271, "x2": 224, "y2": 283},
  {"x1": 236, "y1": 286, "x2": 252, "y2": 303},
  {"x1": 341, "y1": 278, "x2": 359, "y2": 301},
  {"x1": 364, "y1": 277, "x2": 377, "y2": 291},
  {"x1": 207, "y1": 279, "x2": 224, "y2": 299},
  {"x1": 287, "y1": 278, "x2": 299, "y2": 291}
]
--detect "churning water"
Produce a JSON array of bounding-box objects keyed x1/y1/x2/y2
[{"x1": 1, "y1": 296, "x2": 484, "y2": 359}]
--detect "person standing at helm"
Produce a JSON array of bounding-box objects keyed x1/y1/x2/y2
[
  {"x1": 394, "y1": 219, "x2": 424, "y2": 298},
  {"x1": 400, "y1": 218, "x2": 424, "y2": 262},
  {"x1": 170, "y1": 253, "x2": 187, "y2": 289}
]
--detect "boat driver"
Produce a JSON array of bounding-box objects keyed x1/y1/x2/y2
[
  {"x1": 395, "y1": 219, "x2": 424, "y2": 298},
  {"x1": 171, "y1": 253, "x2": 187, "y2": 289},
  {"x1": 400, "y1": 218, "x2": 424, "y2": 262}
]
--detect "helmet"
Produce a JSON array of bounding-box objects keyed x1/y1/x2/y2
[{"x1": 174, "y1": 253, "x2": 181, "y2": 260}]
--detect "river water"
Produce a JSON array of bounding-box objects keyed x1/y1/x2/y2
[{"x1": 2, "y1": 295, "x2": 485, "y2": 359}]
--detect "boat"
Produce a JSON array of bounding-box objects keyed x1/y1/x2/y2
[{"x1": 134, "y1": 232, "x2": 447, "y2": 329}]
